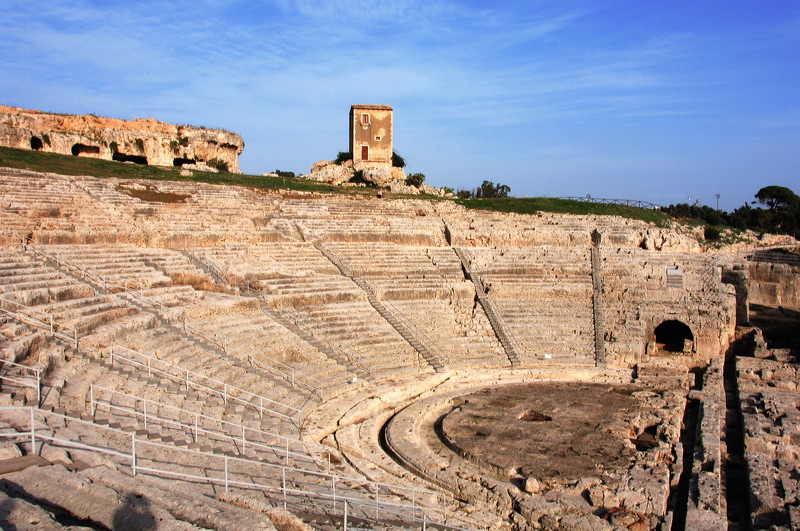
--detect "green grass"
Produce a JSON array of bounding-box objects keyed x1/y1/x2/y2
[
  {"x1": 455, "y1": 196, "x2": 672, "y2": 225},
  {"x1": 0, "y1": 146, "x2": 371, "y2": 195},
  {"x1": 0, "y1": 146, "x2": 674, "y2": 224}
]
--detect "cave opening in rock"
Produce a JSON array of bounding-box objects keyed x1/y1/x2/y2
[
  {"x1": 653, "y1": 320, "x2": 694, "y2": 353},
  {"x1": 30, "y1": 136, "x2": 43, "y2": 150},
  {"x1": 71, "y1": 143, "x2": 101, "y2": 156},
  {"x1": 112, "y1": 151, "x2": 149, "y2": 165},
  {"x1": 173, "y1": 157, "x2": 196, "y2": 167}
]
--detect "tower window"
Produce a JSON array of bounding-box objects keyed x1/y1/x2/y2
[{"x1": 361, "y1": 113, "x2": 370, "y2": 125}]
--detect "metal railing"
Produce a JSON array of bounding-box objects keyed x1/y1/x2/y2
[
  {"x1": 471, "y1": 272, "x2": 524, "y2": 357},
  {"x1": 180, "y1": 316, "x2": 325, "y2": 400},
  {"x1": 182, "y1": 317, "x2": 227, "y2": 352},
  {"x1": 556, "y1": 196, "x2": 662, "y2": 209},
  {"x1": 25, "y1": 242, "x2": 166, "y2": 311},
  {"x1": 26, "y1": 242, "x2": 109, "y2": 290},
  {"x1": 89, "y1": 384, "x2": 318, "y2": 467},
  {"x1": 0, "y1": 297, "x2": 79, "y2": 349},
  {"x1": 108, "y1": 345, "x2": 300, "y2": 424},
  {"x1": 246, "y1": 351, "x2": 325, "y2": 400},
  {"x1": 187, "y1": 249, "x2": 231, "y2": 286},
  {"x1": 360, "y1": 278, "x2": 445, "y2": 369},
  {"x1": 0, "y1": 406, "x2": 457, "y2": 528},
  {"x1": 0, "y1": 359, "x2": 41, "y2": 406},
  {"x1": 276, "y1": 306, "x2": 372, "y2": 379}
]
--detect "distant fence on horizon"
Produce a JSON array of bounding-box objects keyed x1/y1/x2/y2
[{"x1": 556, "y1": 196, "x2": 663, "y2": 209}]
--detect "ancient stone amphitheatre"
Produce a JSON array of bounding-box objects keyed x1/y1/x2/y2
[{"x1": 0, "y1": 161, "x2": 799, "y2": 529}]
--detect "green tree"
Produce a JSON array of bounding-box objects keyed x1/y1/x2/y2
[
  {"x1": 335, "y1": 151, "x2": 352, "y2": 164},
  {"x1": 405, "y1": 172, "x2": 425, "y2": 188},
  {"x1": 475, "y1": 180, "x2": 511, "y2": 198},
  {"x1": 392, "y1": 151, "x2": 406, "y2": 168},
  {"x1": 755, "y1": 185, "x2": 799, "y2": 211}
]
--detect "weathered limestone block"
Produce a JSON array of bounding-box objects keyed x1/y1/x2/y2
[
  {"x1": 749, "y1": 262, "x2": 800, "y2": 309},
  {"x1": 0, "y1": 105, "x2": 244, "y2": 173}
]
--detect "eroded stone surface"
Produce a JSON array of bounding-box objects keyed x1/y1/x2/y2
[
  {"x1": 0, "y1": 105, "x2": 244, "y2": 172},
  {"x1": 441, "y1": 383, "x2": 642, "y2": 480}
]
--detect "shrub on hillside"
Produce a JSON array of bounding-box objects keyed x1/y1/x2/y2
[
  {"x1": 392, "y1": 151, "x2": 406, "y2": 168},
  {"x1": 335, "y1": 151, "x2": 352, "y2": 165},
  {"x1": 405, "y1": 173, "x2": 425, "y2": 188},
  {"x1": 208, "y1": 158, "x2": 229, "y2": 172}
]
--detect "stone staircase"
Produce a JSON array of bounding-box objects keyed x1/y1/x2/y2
[
  {"x1": 316, "y1": 243, "x2": 444, "y2": 372},
  {"x1": 591, "y1": 242, "x2": 606, "y2": 367},
  {"x1": 258, "y1": 300, "x2": 370, "y2": 383},
  {"x1": 453, "y1": 247, "x2": 521, "y2": 366}
]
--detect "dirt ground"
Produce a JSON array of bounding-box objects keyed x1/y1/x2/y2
[{"x1": 441, "y1": 382, "x2": 654, "y2": 480}]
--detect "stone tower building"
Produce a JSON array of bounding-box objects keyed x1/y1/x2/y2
[{"x1": 349, "y1": 105, "x2": 392, "y2": 167}]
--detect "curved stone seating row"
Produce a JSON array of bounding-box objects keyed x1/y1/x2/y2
[
  {"x1": 281, "y1": 301, "x2": 433, "y2": 381},
  {"x1": 460, "y1": 246, "x2": 596, "y2": 364},
  {"x1": 387, "y1": 298, "x2": 508, "y2": 369},
  {"x1": 178, "y1": 292, "x2": 356, "y2": 397},
  {"x1": 39, "y1": 244, "x2": 213, "y2": 291},
  {"x1": 297, "y1": 218, "x2": 446, "y2": 246}
]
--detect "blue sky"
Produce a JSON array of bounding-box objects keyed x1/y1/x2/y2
[{"x1": 1, "y1": 1, "x2": 798, "y2": 211}]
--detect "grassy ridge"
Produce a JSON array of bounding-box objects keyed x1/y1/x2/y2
[
  {"x1": 0, "y1": 145, "x2": 671, "y2": 224},
  {"x1": 0, "y1": 146, "x2": 350, "y2": 195},
  {"x1": 456, "y1": 197, "x2": 671, "y2": 225}
]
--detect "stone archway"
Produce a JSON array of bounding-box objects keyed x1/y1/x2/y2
[{"x1": 652, "y1": 320, "x2": 694, "y2": 353}]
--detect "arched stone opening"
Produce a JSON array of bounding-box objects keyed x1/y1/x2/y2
[
  {"x1": 30, "y1": 136, "x2": 43, "y2": 150},
  {"x1": 71, "y1": 143, "x2": 100, "y2": 157},
  {"x1": 173, "y1": 157, "x2": 195, "y2": 167},
  {"x1": 112, "y1": 151, "x2": 148, "y2": 165},
  {"x1": 653, "y1": 320, "x2": 694, "y2": 353}
]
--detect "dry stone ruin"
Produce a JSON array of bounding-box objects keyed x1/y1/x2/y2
[
  {"x1": 0, "y1": 105, "x2": 244, "y2": 172},
  {"x1": 0, "y1": 166, "x2": 798, "y2": 530}
]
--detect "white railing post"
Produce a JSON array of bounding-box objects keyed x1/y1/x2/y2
[
  {"x1": 194, "y1": 413, "x2": 198, "y2": 442},
  {"x1": 223, "y1": 383, "x2": 227, "y2": 404},
  {"x1": 143, "y1": 399, "x2": 147, "y2": 431},
  {"x1": 332, "y1": 475, "x2": 337, "y2": 511},
  {"x1": 35, "y1": 368, "x2": 40, "y2": 407},
  {"x1": 224, "y1": 456, "x2": 229, "y2": 493},
  {"x1": 131, "y1": 434, "x2": 137, "y2": 476},
  {"x1": 259, "y1": 396, "x2": 263, "y2": 419},
  {"x1": 282, "y1": 467, "x2": 287, "y2": 510},
  {"x1": 343, "y1": 500, "x2": 348, "y2": 531},
  {"x1": 30, "y1": 407, "x2": 35, "y2": 454},
  {"x1": 374, "y1": 482, "x2": 379, "y2": 521},
  {"x1": 242, "y1": 425, "x2": 246, "y2": 453}
]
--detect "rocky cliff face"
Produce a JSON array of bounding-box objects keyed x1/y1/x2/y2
[{"x1": 0, "y1": 105, "x2": 244, "y2": 173}]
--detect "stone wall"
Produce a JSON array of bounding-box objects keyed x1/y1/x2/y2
[
  {"x1": 748, "y1": 261, "x2": 800, "y2": 309},
  {"x1": 0, "y1": 105, "x2": 244, "y2": 173}
]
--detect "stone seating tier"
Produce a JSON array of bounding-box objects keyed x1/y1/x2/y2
[
  {"x1": 180, "y1": 293, "x2": 356, "y2": 390},
  {"x1": 387, "y1": 298, "x2": 508, "y2": 368}
]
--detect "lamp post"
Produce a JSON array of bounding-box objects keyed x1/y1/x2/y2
[{"x1": 716, "y1": 194, "x2": 720, "y2": 210}]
